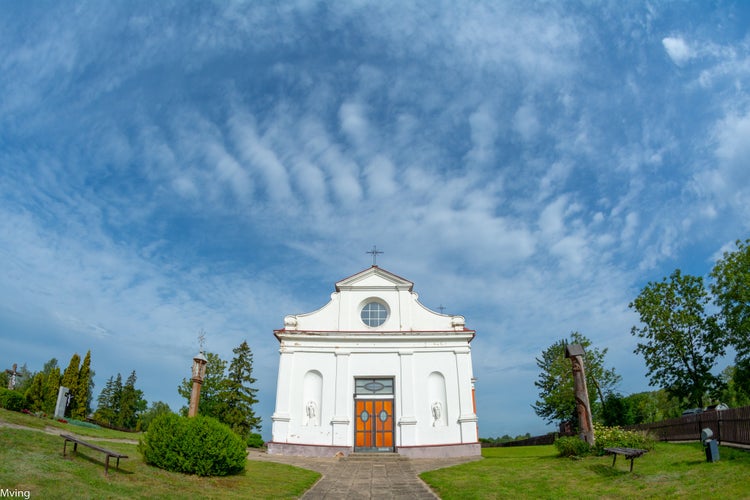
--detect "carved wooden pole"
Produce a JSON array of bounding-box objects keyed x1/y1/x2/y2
[
  {"x1": 565, "y1": 344, "x2": 595, "y2": 446},
  {"x1": 188, "y1": 352, "x2": 207, "y2": 418}
]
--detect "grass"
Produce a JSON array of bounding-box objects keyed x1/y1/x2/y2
[
  {"x1": 0, "y1": 408, "x2": 136, "y2": 439},
  {"x1": 5, "y1": 407, "x2": 749, "y2": 498},
  {"x1": 0, "y1": 409, "x2": 319, "y2": 499},
  {"x1": 421, "y1": 443, "x2": 750, "y2": 499}
]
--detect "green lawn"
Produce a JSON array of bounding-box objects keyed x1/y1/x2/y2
[
  {"x1": 421, "y1": 443, "x2": 750, "y2": 499},
  {"x1": 0, "y1": 409, "x2": 319, "y2": 500},
  {"x1": 5, "y1": 407, "x2": 749, "y2": 499}
]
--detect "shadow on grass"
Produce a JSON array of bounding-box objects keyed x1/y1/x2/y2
[
  {"x1": 587, "y1": 464, "x2": 629, "y2": 477},
  {"x1": 63, "y1": 451, "x2": 134, "y2": 475},
  {"x1": 674, "y1": 459, "x2": 705, "y2": 466}
]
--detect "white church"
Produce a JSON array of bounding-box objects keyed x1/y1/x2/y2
[{"x1": 267, "y1": 264, "x2": 480, "y2": 458}]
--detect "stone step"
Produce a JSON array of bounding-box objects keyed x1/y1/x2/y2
[{"x1": 345, "y1": 452, "x2": 407, "y2": 462}]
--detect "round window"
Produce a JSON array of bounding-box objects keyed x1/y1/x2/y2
[{"x1": 361, "y1": 301, "x2": 388, "y2": 327}]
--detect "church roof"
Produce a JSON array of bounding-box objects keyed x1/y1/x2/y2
[{"x1": 335, "y1": 265, "x2": 414, "y2": 292}]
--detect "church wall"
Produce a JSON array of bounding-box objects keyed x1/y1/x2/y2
[
  {"x1": 270, "y1": 266, "x2": 480, "y2": 458},
  {"x1": 278, "y1": 351, "x2": 337, "y2": 446},
  {"x1": 411, "y1": 351, "x2": 463, "y2": 444}
]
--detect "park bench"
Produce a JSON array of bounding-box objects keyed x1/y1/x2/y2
[
  {"x1": 60, "y1": 433, "x2": 128, "y2": 476},
  {"x1": 603, "y1": 447, "x2": 648, "y2": 472}
]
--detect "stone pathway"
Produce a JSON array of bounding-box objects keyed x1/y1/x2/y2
[{"x1": 247, "y1": 450, "x2": 481, "y2": 499}]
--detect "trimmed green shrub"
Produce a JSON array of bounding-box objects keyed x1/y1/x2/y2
[
  {"x1": 554, "y1": 436, "x2": 592, "y2": 457},
  {"x1": 0, "y1": 388, "x2": 25, "y2": 412},
  {"x1": 139, "y1": 413, "x2": 246, "y2": 476},
  {"x1": 247, "y1": 432, "x2": 264, "y2": 448},
  {"x1": 592, "y1": 423, "x2": 656, "y2": 455}
]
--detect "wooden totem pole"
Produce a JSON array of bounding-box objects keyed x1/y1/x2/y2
[{"x1": 565, "y1": 344, "x2": 595, "y2": 446}]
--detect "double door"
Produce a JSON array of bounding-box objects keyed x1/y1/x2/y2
[{"x1": 354, "y1": 398, "x2": 394, "y2": 452}]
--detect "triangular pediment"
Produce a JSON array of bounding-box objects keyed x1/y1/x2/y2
[{"x1": 335, "y1": 266, "x2": 413, "y2": 292}]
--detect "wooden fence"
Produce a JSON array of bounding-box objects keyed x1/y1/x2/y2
[
  {"x1": 628, "y1": 405, "x2": 750, "y2": 446},
  {"x1": 482, "y1": 433, "x2": 557, "y2": 447}
]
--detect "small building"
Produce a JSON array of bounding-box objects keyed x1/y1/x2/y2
[{"x1": 267, "y1": 265, "x2": 480, "y2": 458}]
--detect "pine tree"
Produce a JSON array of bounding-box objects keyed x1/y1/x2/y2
[
  {"x1": 94, "y1": 376, "x2": 117, "y2": 424},
  {"x1": 218, "y1": 341, "x2": 261, "y2": 438},
  {"x1": 72, "y1": 350, "x2": 93, "y2": 419},
  {"x1": 118, "y1": 370, "x2": 147, "y2": 429},
  {"x1": 112, "y1": 373, "x2": 123, "y2": 416},
  {"x1": 60, "y1": 353, "x2": 81, "y2": 417}
]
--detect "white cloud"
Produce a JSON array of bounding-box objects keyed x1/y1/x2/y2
[
  {"x1": 513, "y1": 102, "x2": 540, "y2": 142},
  {"x1": 691, "y1": 110, "x2": 750, "y2": 223},
  {"x1": 621, "y1": 211, "x2": 639, "y2": 245},
  {"x1": 339, "y1": 100, "x2": 371, "y2": 152},
  {"x1": 364, "y1": 155, "x2": 399, "y2": 198},
  {"x1": 229, "y1": 111, "x2": 294, "y2": 205},
  {"x1": 663, "y1": 36, "x2": 694, "y2": 65},
  {"x1": 538, "y1": 196, "x2": 569, "y2": 237},
  {"x1": 466, "y1": 104, "x2": 499, "y2": 166}
]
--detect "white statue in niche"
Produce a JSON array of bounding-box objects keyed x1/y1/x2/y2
[
  {"x1": 305, "y1": 400, "x2": 318, "y2": 426},
  {"x1": 431, "y1": 401, "x2": 443, "y2": 426}
]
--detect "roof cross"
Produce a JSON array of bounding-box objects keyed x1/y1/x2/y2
[{"x1": 366, "y1": 245, "x2": 384, "y2": 266}]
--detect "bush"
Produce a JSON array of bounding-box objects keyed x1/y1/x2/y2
[
  {"x1": 247, "y1": 432, "x2": 264, "y2": 448},
  {"x1": 67, "y1": 418, "x2": 101, "y2": 429},
  {"x1": 554, "y1": 436, "x2": 592, "y2": 457},
  {"x1": 0, "y1": 388, "x2": 25, "y2": 412},
  {"x1": 139, "y1": 414, "x2": 246, "y2": 476},
  {"x1": 592, "y1": 423, "x2": 656, "y2": 455}
]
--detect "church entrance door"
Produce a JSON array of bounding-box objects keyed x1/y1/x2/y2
[
  {"x1": 353, "y1": 377, "x2": 395, "y2": 452},
  {"x1": 354, "y1": 399, "x2": 394, "y2": 452}
]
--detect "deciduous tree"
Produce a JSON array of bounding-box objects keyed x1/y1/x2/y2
[
  {"x1": 138, "y1": 401, "x2": 173, "y2": 431},
  {"x1": 711, "y1": 239, "x2": 750, "y2": 392},
  {"x1": 629, "y1": 269, "x2": 725, "y2": 408},
  {"x1": 532, "y1": 332, "x2": 621, "y2": 426},
  {"x1": 178, "y1": 352, "x2": 227, "y2": 417}
]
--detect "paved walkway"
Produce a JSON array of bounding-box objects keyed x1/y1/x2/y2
[{"x1": 247, "y1": 450, "x2": 481, "y2": 499}]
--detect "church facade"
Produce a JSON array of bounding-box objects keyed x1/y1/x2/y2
[{"x1": 267, "y1": 266, "x2": 480, "y2": 458}]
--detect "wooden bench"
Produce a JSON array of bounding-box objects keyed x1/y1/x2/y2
[
  {"x1": 61, "y1": 433, "x2": 128, "y2": 476},
  {"x1": 603, "y1": 447, "x2": 648, "y2": 472}
]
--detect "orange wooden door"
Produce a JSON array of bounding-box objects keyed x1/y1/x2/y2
[{"x1": 355, "y1": 399, "x2": 394, "y2": 451}]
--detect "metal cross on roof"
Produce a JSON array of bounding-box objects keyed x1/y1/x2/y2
[
  {"x1": 438, "y1": 305, "x2": 446, "y2": 314},
  {"x1": 366, "y1": 245, "x2": 384, "y2": 266},
  {"x1": 197, "y1": 330, "x2": 206, "y2": 351}
]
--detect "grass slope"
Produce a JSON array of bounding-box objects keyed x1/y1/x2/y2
[
  {"x1": 0, "y1": 409, "x2": 319, "y2": 499},
  {"x1": 421, "y1": 444, "x2": 750, "y2": 499}
]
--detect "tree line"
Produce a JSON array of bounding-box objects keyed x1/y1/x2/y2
[
  {"x1": 3, "y1": 339, "x2": 262, "y2": 440},
  {"x1": 534, "y1": 238, "x2": 750, "y2": 429},
  {"x1": 3, "y1": 350, "x2": 153, "y2": 430},
  {"x1": 23, "y1": 351, "x2": 95, "y2": 419}
]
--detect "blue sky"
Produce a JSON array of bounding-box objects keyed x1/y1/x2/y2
[{"x1": 1, "y1": 1, "x2": 749, "y2": 439}]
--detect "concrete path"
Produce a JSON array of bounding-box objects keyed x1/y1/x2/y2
[{"x1": 247, "y1": 450, "x2": 481, "y2": 499}]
